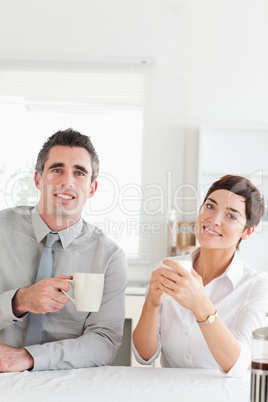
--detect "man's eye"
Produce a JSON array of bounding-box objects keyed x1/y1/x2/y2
[
  {"x1": 75, "y1": 171, "x2": 85, "y2": 176},
  {"x1": 52, "y1": 169, "x2": 62, "y2": 173}
]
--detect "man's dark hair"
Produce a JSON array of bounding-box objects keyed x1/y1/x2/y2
[{"x1": 35, "y1": 128, "x2": 99, "y2": 182}]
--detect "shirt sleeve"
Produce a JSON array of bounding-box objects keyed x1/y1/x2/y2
[
  {"x1": 0, "y1": 289, "x2": 27, "y2": 329},
  {"x1": 25, "y1": 250, "x2": 128, "y2": 371},
  {"x1": 222, "y1": 274, "x2": 268, "y2": 378}
]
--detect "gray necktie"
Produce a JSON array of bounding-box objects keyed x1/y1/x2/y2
[{"x1": 24, "y1": 233, "x2": 60, "y2": 346}]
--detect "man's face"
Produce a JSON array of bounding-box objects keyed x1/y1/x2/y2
[{"x1": 35, "y1": 145, "x2": 97, "y2": 226}]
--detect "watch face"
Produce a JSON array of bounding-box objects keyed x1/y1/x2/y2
[{"x1": 208, "y1": 315, "x2": 215, "y2": 323}]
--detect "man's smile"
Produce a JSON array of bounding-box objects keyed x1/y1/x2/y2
[
  {"x1": 55, "y1": 194, "x2": 75, "y2": 200},
  {"x1": 54, "y1": 190, "x2": 77, "y2": 202}
]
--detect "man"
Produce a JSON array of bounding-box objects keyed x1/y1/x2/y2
[{"x1": 0, "y1": 128, "x2": 127, "y2": 372}]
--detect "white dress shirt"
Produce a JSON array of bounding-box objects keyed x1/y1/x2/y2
[{"x1": 132, "y1": 248, "x2": 268, "y2": 377}]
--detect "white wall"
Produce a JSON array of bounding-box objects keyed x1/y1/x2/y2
[{"x1": 0, "y1": 0, "x2": 268, "y2": 281}]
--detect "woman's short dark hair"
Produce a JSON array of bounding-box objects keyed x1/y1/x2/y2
[
  {"x1": 203, "y1": 174, "x2": 265, "y2": 229},
  {"x1": 35, "y1": 128, "x2": 99, "y2": 182}
]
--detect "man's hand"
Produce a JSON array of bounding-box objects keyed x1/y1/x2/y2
[
  {"x1": 12, "y1": 275, "x2": 72, "y2": 317},
  {"x1": 0, "y1": 344, "x2": 34, "y2": 372}
]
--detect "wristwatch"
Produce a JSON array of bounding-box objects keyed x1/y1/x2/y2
[{"x1": 196, "y1": 310, "x2": 218, "y2": 325}]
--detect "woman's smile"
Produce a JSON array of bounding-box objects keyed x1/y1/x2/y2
[{"x1": 203, "y1": 226, "x2": 222, "y2": 237}]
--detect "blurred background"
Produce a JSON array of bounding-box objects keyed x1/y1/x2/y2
[{"x1": 0, "y1": 0, "x2": 268, "y2": 284}]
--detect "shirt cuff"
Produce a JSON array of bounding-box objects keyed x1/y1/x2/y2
[
  {"x1": 131, "y1": 337, "x2": 161, "y2": 366},
  {"x1": 0, "y1": 289, "x2": 27, "y2": 327},
  {"x1": 24, "y1": 345, "x2": 50, "y2": 371}
]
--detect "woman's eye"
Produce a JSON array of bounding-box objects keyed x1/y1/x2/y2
[
  {"x1": 206, "y1": 203, "x2": 214, "y2": 210},
  {"x1": 228, "y1": 214, "x2": 237, "y2": 221}
]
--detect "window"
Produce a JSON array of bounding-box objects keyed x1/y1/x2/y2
[{"x1": 0, "y1": 60, "x2": 152, "y2": 263}]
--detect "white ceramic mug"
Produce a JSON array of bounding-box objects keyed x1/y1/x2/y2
[
  {"x1": 62, "y1": 273, "x2": 104, "y2": 312},
  {"x1": 155, "y1": 259, "x2": 192, "y2": 300}
]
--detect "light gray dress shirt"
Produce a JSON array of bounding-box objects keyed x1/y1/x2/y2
[{"x1": 0, "y1": 206, "x2": 127, "y2": 371}]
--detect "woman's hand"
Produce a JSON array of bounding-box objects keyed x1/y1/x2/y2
[
  {"x1": 155, "y1": 259, "x2": 214, "y2": 320},
  {"x1": 146, "y1": 270, "x2": 165, "y2": 308}
]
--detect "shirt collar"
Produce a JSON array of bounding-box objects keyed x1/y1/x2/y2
[
  {"x1": 222, "y1": 251, "x2": 244, "y2": 288},
  {"x1": 191, "y1": 246, "x2": 244, "y2": 289},
  {"x1": 31, "y1": 206, "x2": 84, "y2": 249}
]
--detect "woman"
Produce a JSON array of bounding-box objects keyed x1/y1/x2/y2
[{"x1": 132, "y1": 175, "x2": 268, "y2": 377}]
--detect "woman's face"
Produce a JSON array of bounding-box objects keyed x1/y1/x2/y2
[{"x1": 195, "y1": 189, "x2": 252, "y2": 251}]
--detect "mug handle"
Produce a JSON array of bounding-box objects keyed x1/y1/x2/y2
[{"x1": 61, "y1": 279, "x2": 75, "y2": 305}]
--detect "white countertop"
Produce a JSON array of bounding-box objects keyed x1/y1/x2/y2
[{"x1": 0, "y1": 366, "x2": 251, "y2": 402}]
